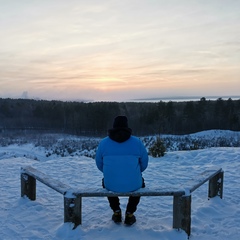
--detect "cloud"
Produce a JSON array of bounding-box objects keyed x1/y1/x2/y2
[{"x1": 1, "y1": 0, "x2": 240, "y2": 101}]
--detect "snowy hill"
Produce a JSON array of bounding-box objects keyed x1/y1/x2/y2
[
  {"x1": 0, "y1": 130, "x2": 240, "y2": 239},
  {"x1": 1, "y1": 130, "x2": 240, "y2": 160}
]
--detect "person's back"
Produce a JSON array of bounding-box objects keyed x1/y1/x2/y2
[
  {"x1": 96, "y1": 135, "x2": 148, "y2": 192},
  {"x1": 95, "y1": 116, "x2": 149, "y2": 225}
]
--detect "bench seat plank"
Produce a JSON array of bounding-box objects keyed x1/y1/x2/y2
[
  {"x1": 182, "y1": 168, "x2": 222, "y2": 194},
  {"x1": 73, "y1": 187, "x2": 185, "y2": 197},
  {"x1": 21, "y1": 166, "x2": 71, "y2": 195}
]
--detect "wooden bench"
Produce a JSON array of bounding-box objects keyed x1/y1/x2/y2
[{"x1": 21, "y1": 166, "x2": 224, "y2": 237}]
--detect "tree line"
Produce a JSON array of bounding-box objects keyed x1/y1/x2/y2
[{"x1": 0, "y1": 97, "x2": 239, "y2": 136}]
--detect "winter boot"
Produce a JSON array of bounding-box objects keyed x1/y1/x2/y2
[
  {"x1": 112, "y1": 210, "x2": 122, "y2": 223},
  {"x1": 124, "y1": 212, "x2": 136, "y2": 225}
]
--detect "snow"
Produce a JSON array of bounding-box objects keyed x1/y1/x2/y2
[{"x1": 0, "y1": 131, "x2": 240, "y2": 239}]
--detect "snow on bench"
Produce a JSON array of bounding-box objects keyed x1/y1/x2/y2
[{"x1": 21, "y1": 166, "x2": 224, "y2": 237}]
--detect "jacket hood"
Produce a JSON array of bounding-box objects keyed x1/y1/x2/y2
[{"x1": 108, "y1": 127, "x2": 132, "y2": 143}]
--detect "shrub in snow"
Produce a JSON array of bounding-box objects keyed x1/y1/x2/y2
[
  {"x1": 1, "y1": 131, "x2": 240, "y2": 159},
  {"x1": 149, "y1": 136, "x2": 166, "y2": 157}
]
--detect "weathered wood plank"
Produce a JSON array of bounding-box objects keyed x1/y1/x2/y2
[
  {"x1": 73, "y1": 187, "x2": 185, "y2": 197},
  {"x1": 208, "y1": 171, "x2": 224, "y2": 199},
  {"x1": 173, "y1": 195, "x2": 192, "y2": 237},
  {"x1": 21, "y1": 166, "x2": 71, "y2": 195},
  {"x1": 182, "y1": 168, "x2": 223, "y2": 194},
  {"x1": 173, "y1": 196, "x2": 182, "y2": 229},
  {"x1": 20, "y1": 165, "x2": 224, "y2": 238},
  {"x1": 181, "y1": 195, "x2": 191, "y2": 237},
  {"x1": 21, "y1": 172, "x2": 36, "y2": 200},
  {"x1": 64, "y1": 195, "x2": 82, "y2": 228}
]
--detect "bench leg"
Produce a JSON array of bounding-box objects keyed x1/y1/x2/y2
[
  {"x1": 173, "y1": 195, "x2": 191, "y2": 238},
  {"x1": 64, "y1": 196, "x2": 82, "y2": 229},
  {"x1": 21, "y1": 173, "x2": 36, "y2": 200},
  {"x1": 208, "y1": 171, "x2": 224, "y2": 199}
]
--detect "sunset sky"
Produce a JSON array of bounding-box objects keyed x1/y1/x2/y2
[{"x1": 1, "y1": 0, "x2": 240, "y2": 102}]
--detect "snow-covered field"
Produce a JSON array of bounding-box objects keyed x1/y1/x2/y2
[{"x1": 0, "y1": 131, "x2": 240, "y2": 240}]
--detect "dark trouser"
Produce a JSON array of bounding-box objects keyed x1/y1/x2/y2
[
  {"x1": 107, "y1": 196, "x2": 140, "y2": 213},
  {"x1": 103, "y1": 178, "x2": 145, "y2": 213}
]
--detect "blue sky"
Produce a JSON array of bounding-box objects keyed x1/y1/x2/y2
[{"x1": 0, "y1": 0, "x2": 240, "y2": 102}]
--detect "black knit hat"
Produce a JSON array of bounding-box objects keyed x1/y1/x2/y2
[{"x1": 113, "y1": 116, "x2": 129, "y2": 128}]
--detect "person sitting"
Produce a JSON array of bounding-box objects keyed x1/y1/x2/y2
[{"x1": 95, "y1": 116, "x2": 149, "y2": 225}]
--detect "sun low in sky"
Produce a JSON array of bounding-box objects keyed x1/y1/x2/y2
[{"x1": 0, "y1": 0, "x2": 240, "y2": 102}]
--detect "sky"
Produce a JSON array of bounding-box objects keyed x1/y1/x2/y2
[{"x1": 1, "y1": 0, "x2": 240, "y2": 102}]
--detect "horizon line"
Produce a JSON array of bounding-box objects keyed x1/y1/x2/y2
[{"x1": 1, "y1": 95, "x2": 240, "y2": 103}]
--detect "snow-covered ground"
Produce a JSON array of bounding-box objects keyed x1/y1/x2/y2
[{"x1": 0, "y1": 131, "x2": 240, "y2": 239}]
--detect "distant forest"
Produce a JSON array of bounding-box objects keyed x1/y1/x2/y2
[{"x1": 0, "y1": 97, "x2": 240, "y2": 136}]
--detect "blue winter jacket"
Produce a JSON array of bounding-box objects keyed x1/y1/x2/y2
[{"x1": 95, "y1": 128, "x2": 148, "y2": 193}]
